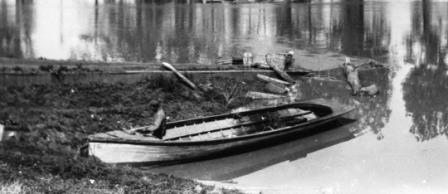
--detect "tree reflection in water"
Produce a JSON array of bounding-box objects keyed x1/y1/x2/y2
[
  {"x1": 402, "y1": 0, "x2": 448, "y2": 142},
  {"x1": 301, "y1": 68, "x2": 392, "y2": 140},
  {"x1": 403, "y1": 66, "x2": 448, "y2": 142},
  {"x1": 0, "y1": 1, "x2": 391, "y2": 63}
]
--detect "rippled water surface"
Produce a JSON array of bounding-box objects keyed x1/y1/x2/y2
[{"x1": 2, "y1": 0, "x2": 448, "y2": 193}]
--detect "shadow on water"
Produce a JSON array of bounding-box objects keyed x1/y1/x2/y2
[{"x1": 148, "y1": 118, "x2": 361, "y2": 181}]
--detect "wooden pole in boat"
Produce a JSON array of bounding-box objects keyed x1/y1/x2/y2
[{"x1": 162, "y1": 62, "x2": 199, "y2": 90}]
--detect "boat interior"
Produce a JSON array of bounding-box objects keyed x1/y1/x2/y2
[
  {"x1": 88, "y1": 103, "x2": 334, "y2": 143},
  {"x1": 163, "y1": 104, "x2": 332, "y2": 141}
]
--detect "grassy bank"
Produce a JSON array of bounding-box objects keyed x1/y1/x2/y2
[
  {"x1": 0, "y1": 57, "x2": 271, "y2": 75},
  {"x1": 0, "y1": 55, "x2": 384, "y2": 193},
  {"x1": 0, "y1": 75, "x2": 257, "y2": 193}
]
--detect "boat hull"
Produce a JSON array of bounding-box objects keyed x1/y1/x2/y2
[{"x1": 88, "y1": 114, "x2": 342, "y2": 165}]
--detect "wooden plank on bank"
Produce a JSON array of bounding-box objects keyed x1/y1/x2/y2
[
  {"x1": 125, "y1": 69, "x2": 311, "y2": 75},
  {"x1": 256, "y1": 74, "x2": 292, "y2": 86}
]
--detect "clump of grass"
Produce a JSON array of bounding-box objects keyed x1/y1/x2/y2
[
  {"x1": 204, "y1": 77, "x2": 245, "y2": 106},
  {"x1": 39, "y1": 64, "x2": 54, "y2": 72},
  {"x1": 222, "y1": 83, "x2": 245, "y2": 106},
  {"x1": 12, "y1": 66, "x2": 23, "y2": 72},
  {"x1": 201, "y1": 76, "x2": 258, "y2": 109}
]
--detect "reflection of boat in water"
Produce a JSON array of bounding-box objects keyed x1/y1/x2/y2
[
  {"x1": 148, "y1": 118, "x2": 361, "y2": 181},
  {"x1": 87, "y1": 98, "x2": 354, "y2": 165}
]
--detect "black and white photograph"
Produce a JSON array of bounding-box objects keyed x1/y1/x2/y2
[{"x1": 0, "y1": 0, "x2": 447, "y2": 193}]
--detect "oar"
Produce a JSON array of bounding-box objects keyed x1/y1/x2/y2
[
  {"x1": 162, "y1": 62, "x2": 198, "y2": 90},
  {"x1": 162, "y1": 62, "x2": 203, "y2": 100}
]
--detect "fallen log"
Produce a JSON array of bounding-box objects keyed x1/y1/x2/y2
[
  {"x1": 270, "y1": 66, "x2": 296, "y2": 84},
  {"x1": 307, "y1": 76, "x2": 345, "y2": 83},
  {"x1": 256, "y1": 74, "x2": 291, "y2": 86},
  {"x1": 264, "y1": 83, "x2": 288, "y2": 94},
  {"x1": 245, "y1": 91, "x2": 286, "y2": 99}
]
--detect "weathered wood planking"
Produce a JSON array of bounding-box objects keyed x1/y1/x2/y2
[{"x1": 87, "y1": 98, "x2": 355, "y2": 165}]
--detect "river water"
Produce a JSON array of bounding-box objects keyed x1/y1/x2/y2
[{"x1": 1, "y1": 0, "x2": 448, "y2": 193}]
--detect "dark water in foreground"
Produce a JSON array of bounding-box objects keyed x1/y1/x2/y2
[{"x1": 2, "y1": 0, "x2": 448, "y2": 193}]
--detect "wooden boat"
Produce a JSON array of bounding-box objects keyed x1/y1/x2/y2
[
  {"x1": 86, "y1": 98, "x2": 355, "y2": 165},
  {"x1": 149, "y1": 118, "x2": 359, "y2": 181}
]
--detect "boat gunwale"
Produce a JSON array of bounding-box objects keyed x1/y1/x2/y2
[
  {"x1": 164, "y1": 102, "x2": 327, "y2": 128},
  {"x1": 88, "y1": 99, "x2": 355, "y2": 146}
]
